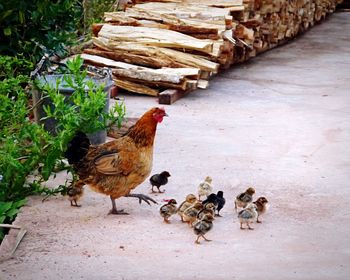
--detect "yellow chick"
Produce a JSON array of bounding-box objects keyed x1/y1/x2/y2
[
  {"x1": 237, "y1": 203, "x2": 258, "y2": 230},
  {"x1": 193, "y1": 213, "x2": 214, "y2": 244},
  {"x1": 67, "y1": 184, "x2": 84, "y2": 207},
  {"x1": 253, "y1": 196, "x2": 269, "y2": 223},
  {"x1": 183, "y1": 202, "x2": 203, "y2": 227},
  {"x1": 177, "y1": 194, "x2": 197, "y2": 222},
  {"x1": 198, "y1": 176, "x2": 213, "y2": 201},
  {"x1": 197, "y1": 202, "x2": 216, "y2": 220},
  {"x1": 159, "y1": 199, "x2": 177, "y2": 223},
  {"x1": 234, "y1": 187, "x2": 255, "y2": 212}
]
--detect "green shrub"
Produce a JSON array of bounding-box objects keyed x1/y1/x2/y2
[
  {"x1": 0, "y1": 0, "x2": 83, "y2": 62},
  {"x1": 0, "y1": 55, "x2": 125, "y2": 239}
]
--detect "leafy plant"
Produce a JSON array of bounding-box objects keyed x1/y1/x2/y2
[
  {"x1": 0, "y1": 0, "x2": 83, "y2": 62},
  {"x1": 0, "y1": 55, "x2": 126, "y2": 241},
  {"x1": 0, "y1": 199, "x2": 26, "y2": 239},
  {"x1": 33, "y1": 55, "x2": 126, "y2": 181},
  {"x1": 82, "y1": 0, "x2": 120, "y2": 32}
]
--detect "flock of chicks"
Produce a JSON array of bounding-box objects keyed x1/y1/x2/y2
[
  {"x1": 66, "y1": 170, "x2": 269, "y2": 245},
  {"x1": 155, "y1": 173, "x2": 269, "y2": 244}
]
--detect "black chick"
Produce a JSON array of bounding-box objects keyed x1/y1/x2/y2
[
  {"x1": 150, "y1": 171, "x2": 171, "y2": 193},
  {"x1": 216, "y1": 191, "x2": 226, "y2": 217},
  {"x1": 202, "y1": 193, "x2": 218, "y2": 208}
]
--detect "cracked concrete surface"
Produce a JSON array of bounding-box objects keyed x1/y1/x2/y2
[{"x1": 1, "y1": 12, "x2": 350, "y2": 280}]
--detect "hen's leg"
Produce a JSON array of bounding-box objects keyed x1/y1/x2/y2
[
  {"x1": 73, "y1": 199, "x2": 81, "y2": 207},
  {"x1": 108, "y1": 196, "x2": 129, "y2": 215},
  {"x1": 125, "y1": 193, "x2": 157, "y2": 205}
]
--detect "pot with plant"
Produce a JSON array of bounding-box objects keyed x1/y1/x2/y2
[{"x1": 32, "y1": 55, "x2": 124, "y2": 145}]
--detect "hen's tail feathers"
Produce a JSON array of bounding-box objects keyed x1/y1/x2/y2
[{"x1": 64, "y1": 132, "x2": 90, "y2": 164}]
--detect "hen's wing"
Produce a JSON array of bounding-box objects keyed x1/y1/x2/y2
[{"x1": 93, "y1": 139, "x2": 140, "y2": 176}]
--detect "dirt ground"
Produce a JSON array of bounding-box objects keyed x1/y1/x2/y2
[{"x1": 1, "y1": 12, "x2": 350, "y2": 280}]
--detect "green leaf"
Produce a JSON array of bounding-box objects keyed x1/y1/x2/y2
[
  {"x1": 0, "y1": 202, "x2": 13, "y2": 214},
  {"x1": 6, "y1": 208, "x2": 20, "y2": 219},
  {"x1": 12, "y1": 199, "x2": 26, "y2": 209},
  {"x1": 4, "y1": 27, "x2": 12, "y2": 36}
]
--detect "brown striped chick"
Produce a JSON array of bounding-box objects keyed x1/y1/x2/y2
[
  {"x1": 238, "y1": 203, "x2": 258, "y2": 230},
  {"x1": 67, "y1": 184, "x2": 84, "y2": 207},
  {"x1": 197, "y1": 202, "x2": 216, "y2": 220},
  {"x1": 234, "y1": 187, "x2": 255, "y2": 212},
  {"x1": 253, "y1": 197, "x2": 269, "y2": 223},
  {"x1": 198, "y1": 176, "x2": 213, "y2": 201},
  {"x1": 160, "y1": 199, "x2": 177, "y2": 223},
  {"x1": 183, "y1": 202, "x2": 203, "y2": 227},
  {"x1": 193, "y1": 213, "x2": 214, "y2": 244},
  {"x1": 177, "y1": 194, "x2": 197, "y2": 222}
]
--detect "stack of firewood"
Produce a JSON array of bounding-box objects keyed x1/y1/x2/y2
[
  {"x1": 79, "y1": 0, "x2": 343, "y2": 101},
  {"x1": 82, "y1": 0, "x2": 244, "y2": 97},
  {"x1": 233, "y1": 0, "x2": 344, "y2": 61}
]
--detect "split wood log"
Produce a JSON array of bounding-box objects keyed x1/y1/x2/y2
[
  {"x1": 84, "y1": 48, "x2": 187, "y2": 68},
  {"x1": 112, "y1": 67, "x2": 199, "y2": 84},
  {"x1": 114, "y1": 78, "x2": 159, "y2": 96},
  {"x1": 98, "y1": 24, "x2": 213, "y2": 53},
  {"x1": 92, "y1": 37, "x2": 219, "y2": 72},
  {"x1": 133, "y1": 0, "x2": 244, "y2": 7}
]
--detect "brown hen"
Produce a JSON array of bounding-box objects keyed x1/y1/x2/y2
[{"x1": 64, "y1": 107, "x2": 167, "y2": 214}]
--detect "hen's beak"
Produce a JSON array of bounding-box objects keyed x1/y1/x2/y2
[{"x1": 164, "y1": 113, "x2": 169, "y2": 117}]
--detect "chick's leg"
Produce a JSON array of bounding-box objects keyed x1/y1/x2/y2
[
  {"x1": 108, "y1": 196, "x2": 129, "y2": 215},
  {"x1": 195, "y1": 236, "x2": 201, "y2": 244},
  {"x1": 240, "y1": 222, "x2": 245, "y2": 230},
  {"x1": 157, "y1": 186, "x2": 164, "y2": 193},
  {"x1": 257, "y1": 215, "x2": 262, "y2": 223},
  {"x1": 125, "y1": 193, "x2": 157, "y2": 205},
  {"x1": 247, "y1": 222, "x2": 254, "y2": 230},
  {"x1": 202, "y1": 235, "x2": 212, "y2": 242},
  {"x1": 215, "y1": 210, "x2": 222, "y2": 217}
]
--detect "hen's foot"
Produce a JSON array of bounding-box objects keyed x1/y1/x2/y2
[
  {"x1": 125, "y1": 193, "x2": 158, "y2": 205},
  {"x1": 70, "y1": 201, "x2": 81, "y2": 207},
  {"x1": 108, "y1": 209, "x2": 129, "y2": 215}
]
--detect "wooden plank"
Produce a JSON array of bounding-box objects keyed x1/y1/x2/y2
[{"x1": 158, "y1": 89, "x2": 190, "y2": 104}]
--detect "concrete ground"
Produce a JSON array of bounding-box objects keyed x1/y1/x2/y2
[{"x1": 1, "y1": 12, "x2": 350, "y2": 280}]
